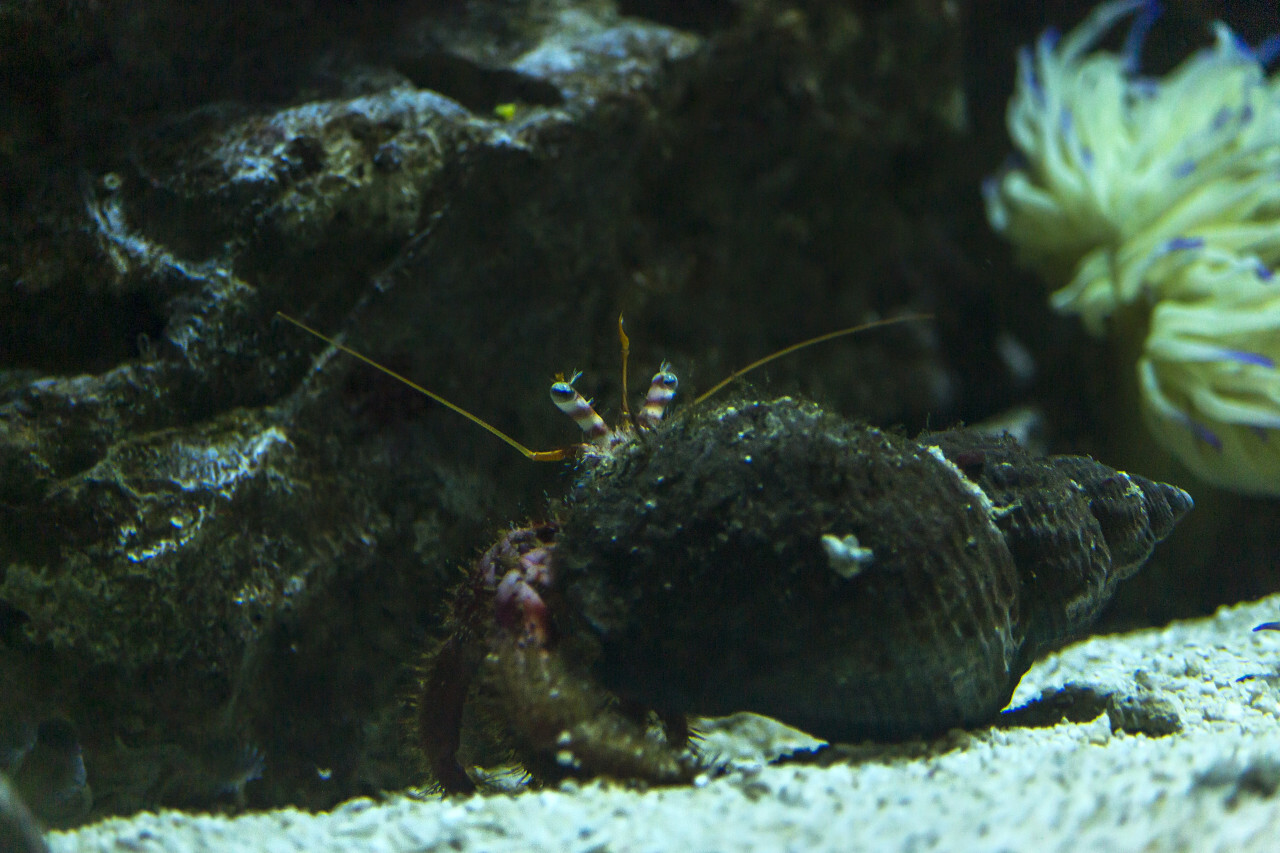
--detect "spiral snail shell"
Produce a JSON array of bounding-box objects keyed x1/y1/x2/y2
[{"x1": 553, "y1": 396, "x2": 1192, "y2": 742}]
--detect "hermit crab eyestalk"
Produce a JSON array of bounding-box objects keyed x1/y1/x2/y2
[
  {"x1": 651, "y1": 367, "x2": 677, "y2": 389},
  {"x1": 550, "y1": 372, "x2": 611, "y2": 447},
  {"x1": 638, "y1": 364, "x2": 678, "y2": 428},
  {"x1": 549, "y1": 378, "x2": 579, "y2": 406}
]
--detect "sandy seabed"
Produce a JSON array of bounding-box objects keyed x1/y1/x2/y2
[{"x1": 50, "y1": 593, "x2": 1280, "y2": 853}]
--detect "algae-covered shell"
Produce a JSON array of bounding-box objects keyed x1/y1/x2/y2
[{"x1": 554, "y1": 397, "x2": 1192, "y2": 741}]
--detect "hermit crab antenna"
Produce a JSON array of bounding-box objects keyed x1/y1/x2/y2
[
  {"x1": 550, "y1": 372, "x2": 613, "y2": 447},
  {"x1": 693, "y1": 313, "x2": 935, "y2": 406},
  {"x1": 618, "y1": 313, "x2": 633, "y2": 423},
  {"x1": 276, "y1": 312, "x2": 567, "y2": 462}
]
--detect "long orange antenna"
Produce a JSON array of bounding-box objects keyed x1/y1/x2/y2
[
  {"x1": 276, "y1": 312, "x2": 567, "y2": 461},
  {"x1": 693, "y1": 313, "x2": 934, "y2": 405},
  {"x1": 618, "y1": 313, "x2": 633, "y2": 423},
  {"x1": 279, "y1": 310, "x2": 931, "y2": 462}
]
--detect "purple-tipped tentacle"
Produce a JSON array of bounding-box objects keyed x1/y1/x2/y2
[{"x1": 1121, "y1": 1, "x2": 1162, "y2": 73}]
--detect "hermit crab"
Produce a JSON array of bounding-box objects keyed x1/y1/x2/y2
[{"x1": 279, "y1": 313, "x2": 1193, "y2": 793}]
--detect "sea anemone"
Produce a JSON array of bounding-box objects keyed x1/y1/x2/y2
[{"x1": 983, "y1": 0, "x2": 1280, "y2": 495}]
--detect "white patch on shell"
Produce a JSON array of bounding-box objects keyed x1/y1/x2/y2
[
  {"x1": 1117, "y1": 471, "x2": 1142, "y2": 501},
  {"x1": 924, "y1": 445, "x2": 1000, "y2": 518},
  {"x1": 821, "y1": 533, "x2": 875, "y2": 579}
]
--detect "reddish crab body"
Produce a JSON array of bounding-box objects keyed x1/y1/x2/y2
[
  {"x1": 487, "y1": 524, "x2": 557, "y2": 648},
  {"x1": 414, "y1": 514, "x2": 701, "y2": 793}
]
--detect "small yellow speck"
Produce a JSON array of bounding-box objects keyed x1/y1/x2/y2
[{"x1": 494, "y1": 102, "x2": 517, "y2": 121}]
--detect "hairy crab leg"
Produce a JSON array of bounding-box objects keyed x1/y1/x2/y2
[
  {"x1": 412, "y1": 635, "x2": 477, "y2": 794},
  {"x1": 481, "y1": 638, "x2": 700, "y2": 788}
]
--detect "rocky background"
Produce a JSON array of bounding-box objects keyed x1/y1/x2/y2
[{"x1": 0, "y1": 0, "x2": 1276, "y2": 828}]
